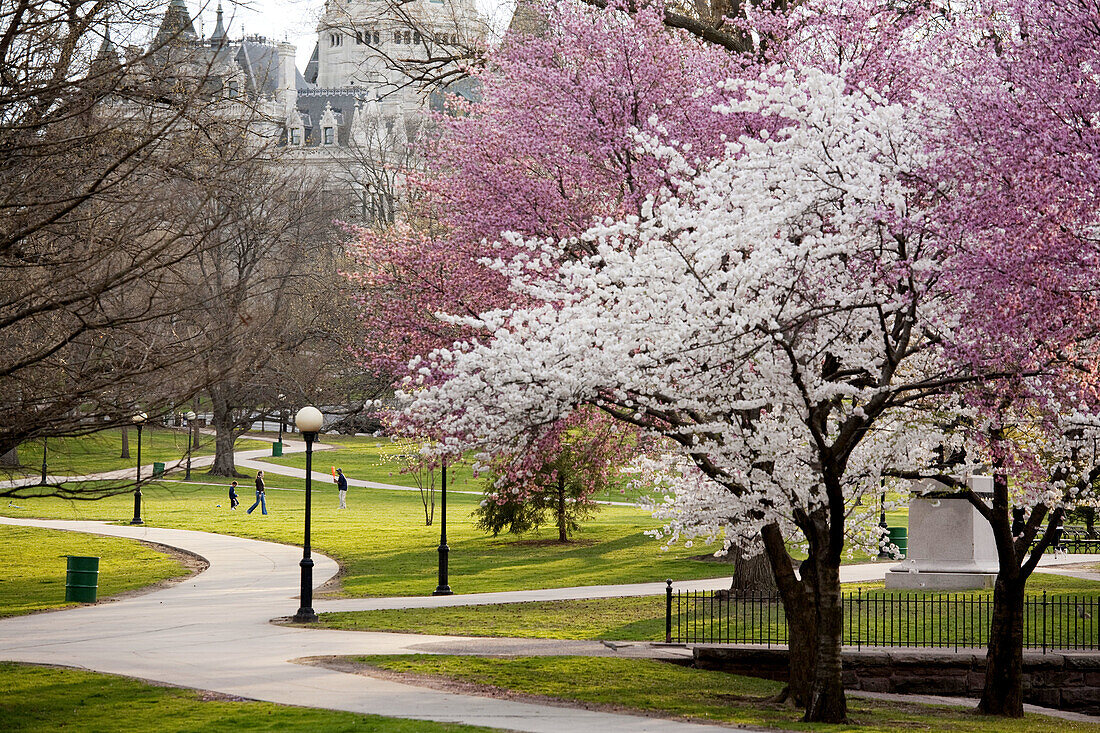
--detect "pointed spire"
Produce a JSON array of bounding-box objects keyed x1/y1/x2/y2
[
  {"x1": 94, "y1": 25, "x2": 120, "y2": 67},
  {"x1": 209, "y1": 1, "x2": 226, "y2": 46},
  {"x1": 152, "y1": 0, "x2": 198, "y2": 49}
]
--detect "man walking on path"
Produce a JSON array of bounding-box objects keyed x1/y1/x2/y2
[
  {"x1": 335, "y1": 468, "x2": 348, "y2": 509},
  {"x1": 247, "y1": 471, "x2": 267, "y2": 515}
]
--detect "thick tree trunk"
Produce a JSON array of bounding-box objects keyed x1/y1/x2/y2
[
  {"x1": 979, "y1": 573, "x2": 1027, "y2": 715},
  {"x1": 207, "y1": 389, "x2": 246, "y2": 477},
  {"x1": 805, "y1": 554, "x2": 846, "y2": 722},
  {"x1": 728, "y1": 545, "x2": 778, "y2": 592},
  {"x1": 557, "y1": 474, "x2": 568, "y2": 542},
  {"x1": 761, "y1": 523, "x2": 816, "y2": 708},
  {"x1": 119, "y1": 426, "x2": 130, "y2": 459},
  {"x1": 0, "y1": 445, "x2": 19, "y2": 466}
]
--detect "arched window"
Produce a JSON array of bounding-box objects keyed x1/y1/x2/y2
[
  {"x1": 227, "y1": 80, "x2": 239, "y2": 98},
  {"x1": 323, "y1": 127, "x2": 335, "y2": 145}
]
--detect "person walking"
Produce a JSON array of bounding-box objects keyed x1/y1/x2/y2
[
  {"x1": 229, "y1": 481, "x2": 240, "y2": 510},
  {"x1": 335, "y1": 468, "x2": 348, "y2": 509},
  {"x1": 247, "y1": 471, "x2": 267, "y2": 515}
]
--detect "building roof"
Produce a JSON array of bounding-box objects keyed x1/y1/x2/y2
[{"x1": 152, "y1": 0, "x2": 199, "y2": 49}]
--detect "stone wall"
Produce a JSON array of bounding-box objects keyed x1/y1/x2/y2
[{"x1": 692, "y1": 646, "x2": 1100, "y2": 715}]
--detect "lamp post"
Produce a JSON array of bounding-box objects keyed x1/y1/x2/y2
[
  {"x1": 277, "y1": 394, "x2": 285, "y2": 448},
  {"x1": 433, "y1": 456, "x2": 452, "y2": 596},
  {"x1": 877, "y1": 475, "x2": 890, "y2": 559},
  {"x1": 293, "y1": 405, "x2": 324, "y2": 623},
  {"x1": 131, "y1": 412, "x2": 147, "y2": 525},
  {"x1": 39, "y1": 437, "x2": 47, "y2": 485},
  {"x1": 184, "y1": 411, "x2": 197, "y2": 480}
]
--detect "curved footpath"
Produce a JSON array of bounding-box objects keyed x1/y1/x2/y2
[
  {"x1": 0, "y1": 517, "x2": 739, "y2": 733},
  {"x1": 2, "y1": 436, "x2": 1099, "y2": 729}
]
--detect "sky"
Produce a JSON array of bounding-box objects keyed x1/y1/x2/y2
[{"x1": 184, "y1": 0, "x2": 511, "y2": 68}]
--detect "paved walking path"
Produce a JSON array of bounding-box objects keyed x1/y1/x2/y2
[
  {"x1": 3, "y1": 435, "x2": 1099, "y2": 728},
  {"x1": 0, "y1": 517, "x2": 758, "y2": 733}
]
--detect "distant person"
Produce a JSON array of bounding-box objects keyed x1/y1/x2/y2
[
  {"x1": 247, "y1": 471, "x2": 267, "y2": 515},
  {"x1": 229, "y1": 481, "x2": 240, "y2": 510},
  {"x1": 335, "y1": 468, "x2": 348, "y2": 509}
]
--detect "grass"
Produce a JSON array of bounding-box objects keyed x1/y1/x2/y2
[
  {"x1": 349, "y1": 655, "x2": 1099, "y2": 733},
  {"x1": 9, "y1": 428, "x2": 267, "y2": 477},
  {"x1": 0, "y1": 525, "x2": 191, "y2": 617},
  {"x1": 0, "y1": 478, "x2": 731, "y2": 598},
  {"x1": 0, "y1": 662, "x2": 497, "y2": 732},
  {"x1": 259, "y1": 434, "x2": 485, "y2": 493},
  {"x1": 313, "y1": 574, "x2": 1100, "y2": 642}
]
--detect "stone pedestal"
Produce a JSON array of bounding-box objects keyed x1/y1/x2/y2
[{"x1": 886, "y1": 476, "x2": 999, "y2": 590}]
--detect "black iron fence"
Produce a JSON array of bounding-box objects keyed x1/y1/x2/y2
[{"x1": 664, "y1": 582, "x2": 1100, "y2": 652}]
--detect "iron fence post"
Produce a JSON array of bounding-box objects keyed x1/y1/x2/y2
[{"x1": 665, "y1": 579, "x2": 673, "y2": 643}]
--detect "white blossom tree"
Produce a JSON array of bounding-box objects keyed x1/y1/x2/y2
[{"x1": 397, "y1": 67, "x2": 966, "y2": 721}]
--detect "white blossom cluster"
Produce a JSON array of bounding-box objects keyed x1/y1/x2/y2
[{"x1": 399, "y1": 67, "x2": 957, "y2": 551}]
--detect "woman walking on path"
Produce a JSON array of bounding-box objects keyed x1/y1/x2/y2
[{"x1": 247, "y1": 471, "x2": 267, "y2": 515}]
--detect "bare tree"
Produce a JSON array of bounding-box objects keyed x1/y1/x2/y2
[{"x1": 0, "y1": 0, "x2": 284, "y2": 495}]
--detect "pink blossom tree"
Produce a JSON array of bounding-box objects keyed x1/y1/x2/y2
[
  {"x1": 920, "y1": 0, "x2": 1100, "y2": 716},
  {"x1": 396, "y1": 65, "x2": 963, "y2": 722}
]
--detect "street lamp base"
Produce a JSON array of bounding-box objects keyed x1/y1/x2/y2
[
  {"x1": 432, "y1": 586, "x2": 453, "y2": 596},
  {"x1": 130, "y1": 518, "x2": 144, "y2": 525},
  {"x1": 292, "y1": 608, "x2": 318, "y2": 623}
]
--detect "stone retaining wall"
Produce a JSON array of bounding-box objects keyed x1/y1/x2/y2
[{"x1": 692, "y1": 646, "x2": 1100, "y2": 715}]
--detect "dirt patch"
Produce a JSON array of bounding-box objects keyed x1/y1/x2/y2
[
  {"x1": 503, "y1": 538, "x2": 598, "y2": 548},
  {"x1": 312, "y1": 563, "x2": 347, "y2": 598}
]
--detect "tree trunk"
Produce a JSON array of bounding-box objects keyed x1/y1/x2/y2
[
  {"x1": 761, "y1": 522, "x2": 816, "y2": 708},
  {"x1": 119, "y1": 426, "x2": 130, "y2": 459},
  {"x1": 0, "y1": 445, "x2": 19, "y2": 466},
  {"x1": 557, "y1": 474, "x2": 568, "y2": 542},
  {"x1": 979, "y1": 574, "x2": 1027, "y2": 715},
  {"x1": 207, "y1": 390, "x2": 245, "y2": 477},
  {"x1": 805, "y1": 552, "x2": 846, "y2": 723},
  {"x1": 728, "y1": 545, "x2": 778, "y2": 592}
]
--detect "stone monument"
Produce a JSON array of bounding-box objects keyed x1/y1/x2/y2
[{"x1": 885, "y1": 475, "x2": 999, "y2": 590}]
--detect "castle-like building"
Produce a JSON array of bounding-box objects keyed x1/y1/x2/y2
[{"x1": 115, "y1": 0, "x2": 485, "y2": 221}]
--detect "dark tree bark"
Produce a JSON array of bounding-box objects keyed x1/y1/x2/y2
[
  {"x1": 728, "y1": 544, "x2": 777, "y2": 592},
  {"x1": 979, "y1": 574, "x2": 1026, "y2": 716},
  {"x1": 0, "y1": 446, "x2": 18, "y2": 466},
  {"x1": 119, "y1": 426, "x2": 130, "y2": 459},
  {"x1": 761, "y1": 522, "x2": 816, "y2": 707},
  {"x1": 207, "y1": 388, "x2": 247, "y2": 477}
]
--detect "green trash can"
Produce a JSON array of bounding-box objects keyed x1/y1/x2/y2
[
  {"x1": 64, "y1": 555, "x2": 100, "y2": 603},
  {"x1": 887, "y1": 526, "x2": 908, "y2": 557},
  {"x1": 152, "y1": 461, "x2": 165, "y2": 477},
  {"x1": 272, "y1": 442, "x2": 283, "y2": 457}
]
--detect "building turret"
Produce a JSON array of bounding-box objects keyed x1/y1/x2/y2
[
  {"x1": 209, "y1": 1, "x2": 227, "y2": 47},
  {"x1": 152, "y1": 0, "x2": 198, "y2": 48}
]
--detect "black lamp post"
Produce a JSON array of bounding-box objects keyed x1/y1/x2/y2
[
  {"x1": 277, "y1": 394, "x2": 285, "y2": 448},
  {"x1": 433, "y1": 456, "x2": 453, "y2": 596},
  {"x1": 131, "y1": 412, "x2": 147, "y2": 525},
  {"x1": 877, "y1": 476, "x2": 890, "y2": 559},
  {"x1": 39, "y1": 437, "x2": 47, "y2": 485},
  {"x1": 184, "y1": 411, "x2": 196, "y2": 480},
  {"x1": 293, "y1": 405, "x2": 324, "y2": 623}
]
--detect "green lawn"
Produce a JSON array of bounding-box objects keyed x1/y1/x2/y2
[
  {"x1": 11, "y1": 428, "x2": 267, "y2": 477},
  {"x1": 313, "y1": 574, "x2": 1100, "y2": 643},
  {"x1": 0, "y1": 662, "x2": 497, "y2": 732},
  {"x1": 258, "y1": 435, "x2": 485, "y2": 494},
  {"x1": 0, "y1": 479, "x2": 731, "y2": 598},
  {"x1": 346, "y1": 656, "x2": 1097, "y2": 733},
  {"x1": 0, "y1": 525, "x2": 190, "y2": 617}
]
